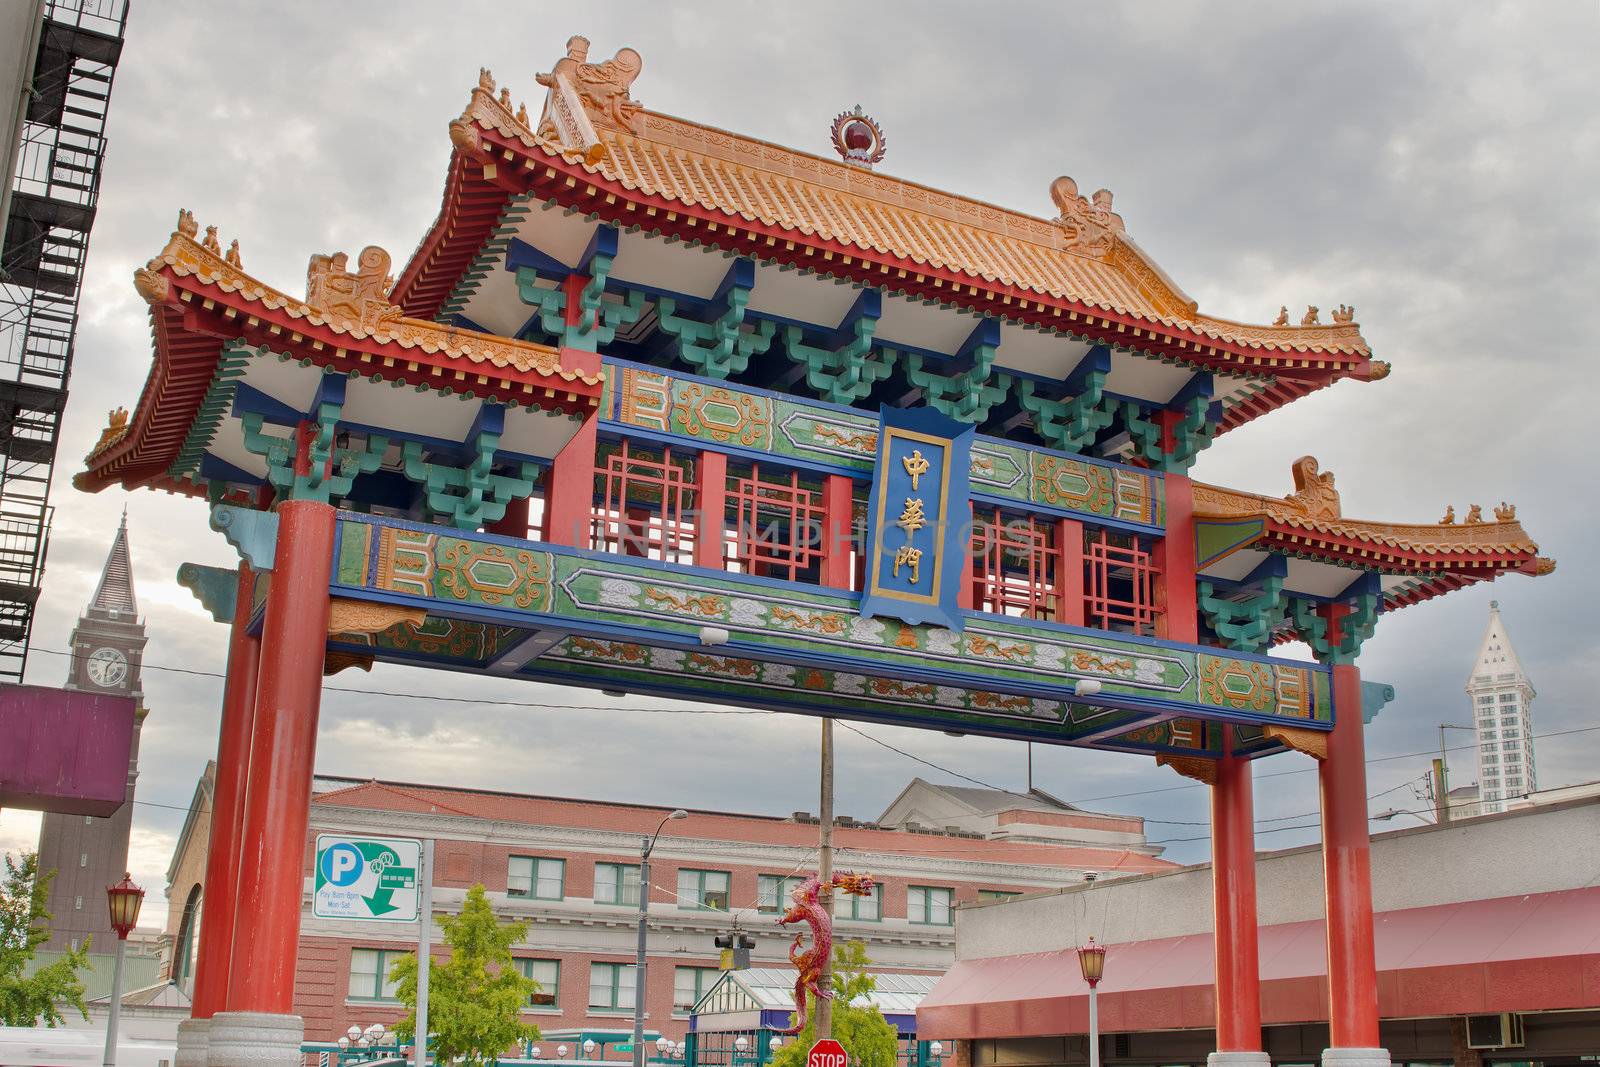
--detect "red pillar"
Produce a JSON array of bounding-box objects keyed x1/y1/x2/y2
[
  {"x1": 486, "y1": 494, "x2": 531, "y2": 538},
  {"x1": 1322, "y1": 659, "x2": 1382, "y2": 1050},
  {"x1": 695, "y1": 450, "x2": 728, "y2": 570},
  {"x1": 189, "y1": 563, "x2": 261, "y2": 1019},
  {"x1": 1053, "y1": 517, "x2": 1085, "y2": 626},
  {"x1": 226, "y1": 500, "x2": 335, "y2": 1014},
  {"x1": 1156, "y1": 472, "x2": 1198, "y2": 642},
  {"x1": 543, "y1": 414, "x2": 598, "y2": 548},
  {"x1": 1212, "y1": 743, "x2": 1264, "y2": 1053},
  {"x1": 820, "y1": 474, "x2": 854, "y2": 590}
]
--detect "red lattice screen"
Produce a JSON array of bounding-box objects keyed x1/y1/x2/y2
[
  {"x1": 591, "y1": 440, "x2": 697, "y2": 565},
  {"x1": 725, "y1": 463, "x2": 824, "y2": 582},
  {"x1": 1084, "y1": 527, "x2": 1160, "y2": 636},
  {"x1": 971, "y1": 508, "x2": 1062, "y2": 620}
]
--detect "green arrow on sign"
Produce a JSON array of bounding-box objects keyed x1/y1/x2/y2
[{"x1": 364, "y1": 886, "x2": 400, "y2": 916}]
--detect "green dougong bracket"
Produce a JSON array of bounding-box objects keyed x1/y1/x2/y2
[
  {"x1": 1289, "y1": 591, "x2": 1380, "y2": 665},
  {"x1": 657, "y1": 285, "x2": 775, "y2": 380},
  {"x1": 401, "y1": 413, "x2": 539, "y2": 530},
  {"x1": 1124, "y1": 396, "x2": 1218, "y2": 473},
  {"x1": 783, "y1": 317, "x2": 889, "y2": 404},
  {"x1": 1198, "y1": 577, "x2": 1286, "y2": 652},
  {"x1": 239, "y1": 401, "x2": 389, "y2": 504},
  {"x1": 573, "y1": 253, "x2": 644, "y2": 350},
  {"x1": 514, "y1": 266, "x2": 570, "y2": 340},
  {"x1": 177, "y1": 562, "x2": 239, "y2": 624},
  {"x1": 1016, "y1": 376, "x2": 1113, "y2": 454},
  {"x1": 902, "y1": 345, "x2": 1008, "y2": 424}
]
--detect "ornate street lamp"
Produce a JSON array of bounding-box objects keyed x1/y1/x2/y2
[
  {"x1": 102, "y1": 873, "x2": 145, "y2": 1067},
  {"x1": 1078, "y1": 937, "x2": 1107, "y2": 1067}
]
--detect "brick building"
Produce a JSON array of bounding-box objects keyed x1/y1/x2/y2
[{"x1": 164, "y1": 773, "x2": 1173, "y2": 1043}]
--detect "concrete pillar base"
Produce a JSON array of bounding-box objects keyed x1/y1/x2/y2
[
  {"x1": 207, "y1": 1011, "x2": 304, "y2": 1067},
  {"x1": 175, "y1": 1017, "x2": 209, "y2": 1067},
  {"x1": 1208, "y1": 1053, "x2": 1270, "y2": 1067},
  {"x1": 1322, "y1": 1049, "x2": 1391, "y2": 1067}
]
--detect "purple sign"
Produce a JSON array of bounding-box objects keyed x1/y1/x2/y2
[{"x1": 0, "y1": 683, "x2": 135, "y2": 816}]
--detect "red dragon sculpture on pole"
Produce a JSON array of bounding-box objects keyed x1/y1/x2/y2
[{"x1": 776, "y1": 872, "x2": 876, "y2": 1035}]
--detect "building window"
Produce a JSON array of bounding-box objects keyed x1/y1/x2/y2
[
  {"x1": 907, "y1": 885, "x2": 954, "y2": 926},
  {"x1": 1499, "y1": 693, "x2": 1518, "y2": 703},
  {"x1": 508, "y1": 856, "x2": 565, "y2": 900},
  {"x1": 516, "y1": 958, "x2": 560, "y2": 1007},
  {"x1": 594, "y1": 863, "x2": 642, "y2": 907},
  {"x1": 971, "y1": 508, "x2": 1066, "y2": 620},
  {"x1": 592, "y1": 440, "x2": 697, "y2": 565},
  {"x1": 73, "y1": 895, "x2": 82, "y2": 910},
  {"x1": 977, "y1": 890, "x2": 1022, "y2": 902},
  {"x1": 725, "y1": 462, "x2": 825, "y2": 583},
  {"x1": 676, "y1": 869, "x2": 731, "y2": 911},
  {"x1": 589, "y1": 962, "x2": 637, "y2": 1012},
  {"x1": 757, "y1": 874, "x2": 806, "y2": 913},
  {"x1": 1475, "y1": 695, "x2": 1494, "y2": 705},
  {"x1": 1084, "y1": 528, "x2": 1159, "y2": 636},
  {"x1": 673, "y1": 966, "x2": 719, "y2": 1015},
  {"x1": 349, "y1": 948, "x2": 404, "y2": 1001},
  {"x1": 79, "y1": 852, "x2": 88, "y2": 868},
  {"x1": 835, "y1": 882, "x2": 881, "y2": 922}
]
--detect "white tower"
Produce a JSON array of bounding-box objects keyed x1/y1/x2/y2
[{"x1": 1465, "y1": 600, "x2": 1536, "y2": 814}]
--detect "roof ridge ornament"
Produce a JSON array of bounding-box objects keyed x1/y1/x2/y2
[
  {"x1": 1285, "y1": 455, "x2": 1340, "y2": 519},
  {"x1": 533, "y1": 36, "x2": 644, "y2": 165},
  {"x1": 1049, "y1": 176, "x2": 1123, "y2": 257},
  {"x1": 830, "y1": 106, "x2": 886, "y2": 168},
  {"x1": 305, "y1": 247, "x2": 402, "y2": 332}
]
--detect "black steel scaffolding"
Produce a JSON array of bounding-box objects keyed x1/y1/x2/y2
[{"x1": 0, "y1": 0, "x2": 129, "y2": 681}]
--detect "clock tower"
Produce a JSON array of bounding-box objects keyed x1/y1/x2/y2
[{"x1": 36, "y1": 512, "x2": 149, "y2": 952}]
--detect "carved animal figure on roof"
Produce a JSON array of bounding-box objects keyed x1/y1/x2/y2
[
  {"x1": 202, "y1": 225, "x2": 222, "y2": 255},
  {"x1": 1049, "y1": 176, "x2": 1124, "y2": 257},
  {"x1": 1495, "y1": 502, "x2": 1516, "y2": 522},
  {"x1": 225, "y1": 239, "x2": 243, "y2": 268},
  {"x1": 1465, "y1": 504, "x2": 1484, "y2": 525},
  {"x1": 305, "y1": 246, "x2": 401, "y2": 331},
  {"x1": 1301, "y1": 305, "x2": 1321, "y2": 326},
  {"x1": 1274, "y1": 306, "x2": 1289, "y2": 326},
  {"x1": 1285, "y1": 455, "x2": 1340, "y2": 519},
  {"x1": 1332, "y1": 304, "x2": 1356, "y2": 324},
  {"x1": 1440, "y1": 505, "x2": 1456, "y2": 525},
  {"x1": 538, "y1": 36, "x2": 644, "y2": 136}
]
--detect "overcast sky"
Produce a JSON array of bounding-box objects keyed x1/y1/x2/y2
[{"x1": 3, "y1": 1, "x2": 1597, "y2": 929}]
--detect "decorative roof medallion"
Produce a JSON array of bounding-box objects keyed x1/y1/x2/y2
[
  {"x1": 1049, "y1": 175, "x2": 1124, "y2": 258},
  {"x1": 831, "y1": 106, "x2": 886, "y2": 168},
  {"x1": 534, "y1": 36, "x2": 644, "y2": 165},
  {"x1": 305, "y1": 246, "x2": 402, "y2": 332}
]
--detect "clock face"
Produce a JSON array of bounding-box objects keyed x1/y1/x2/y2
[{"x1": 86, "y1": 647, "x2": 128, "y2": 689}]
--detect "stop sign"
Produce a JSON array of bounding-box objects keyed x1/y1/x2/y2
[{"x1": 808, "y1": 1039, "x2": 847, "y2": 1067}]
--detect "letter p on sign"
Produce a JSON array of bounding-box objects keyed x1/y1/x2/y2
[{"x1": 808, "y1": 1039, "x2": 847, "y2": 1067}]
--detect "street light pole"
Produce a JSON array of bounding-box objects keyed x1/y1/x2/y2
[
  {"x1": 103, "y1": 873, "x2": 145, "y2": 1067},
  {"x1": 634, "y1": 810, "x2": 687, "y2": 1067},
  {"x1": 1078, "y1": 937, "x2": 1106, "y2": 1067}
]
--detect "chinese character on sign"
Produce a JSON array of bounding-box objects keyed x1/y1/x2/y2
[
  {"x1": 897, "y1": 497, "x2": 926, "y2": 537},
  {"x1": 902, "y1": 449, "x2": 930, "y2": 490},
  {"x1": 893, "y1": 545, "x2": 923, "y2": 584}
]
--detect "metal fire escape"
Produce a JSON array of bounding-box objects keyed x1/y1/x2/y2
[{"x1": 0, "y1": 0, "x2": 129, "y2": 682}]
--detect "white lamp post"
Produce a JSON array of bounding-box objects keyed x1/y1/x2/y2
[
  {"x1": 633, "y1": 809, "x2": 689, "y2": 1067},
  {"x1": 102, "y1": 873, "x2": 145, "y2": 1067},
  {"x1": 1078, "y1": 937, "x2": 1107, "y2": 1067}
]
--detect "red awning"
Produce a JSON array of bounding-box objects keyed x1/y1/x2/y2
[{"x1": 918, "y1": 886, "x2": 1600, "y2": 1038}]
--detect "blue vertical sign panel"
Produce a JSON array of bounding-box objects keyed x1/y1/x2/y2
[{"x1": 860, "y1": 405, "x2": 974, "y2": 631}]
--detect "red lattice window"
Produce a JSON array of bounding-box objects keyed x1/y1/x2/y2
[
  {"x1": 1084, "y1": 527, "x2": 1160, "y2": 636},
  {"x1": 725, "y1": 463, "x2": 825, "y2": 582},
  {"x1": 971, "y1": 508, "x2": 1062, "y2": 620},
  {"x1": 591, "y1": 440, "x2": 697, "y2": 565}
]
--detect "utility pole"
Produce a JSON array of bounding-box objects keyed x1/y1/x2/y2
[
  {"x1": 1437, "y1": 722, "x2": 1477, "y2": 823},
  {"x1": 815, "y1": 718, "x2": 835, "y2": 1040}
]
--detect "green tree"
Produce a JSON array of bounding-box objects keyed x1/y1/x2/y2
[
  {"x1": 0, "y1": 851, "x2": 93, "y2": 1027},
  {"x1": 770, "y1": 941, "x2": 899, "y2": 1067},
  {"x1": 387, "y1": 884, "x2": 541, "y2": 1065}
]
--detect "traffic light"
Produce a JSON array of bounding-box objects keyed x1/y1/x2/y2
[{"x1": 715, "y1": 933, "x2": 756, "y2": 970}]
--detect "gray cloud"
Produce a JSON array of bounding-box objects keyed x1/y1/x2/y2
[{"x1": 4, "y1": 0, "x2": 1594, "y2": 926}]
